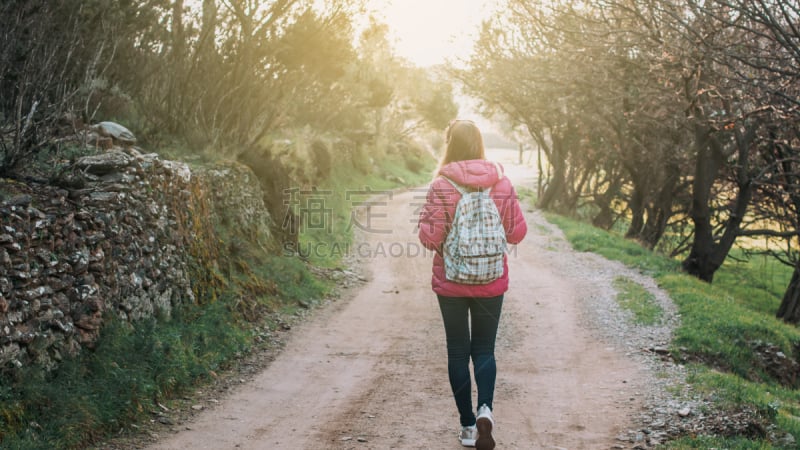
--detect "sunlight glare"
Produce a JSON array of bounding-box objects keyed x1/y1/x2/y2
[{"x1": 366, "y1": 0, "x2": 497, "y2": 68}]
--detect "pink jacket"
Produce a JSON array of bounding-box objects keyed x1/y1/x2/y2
[{"x1": 418, "y1": 160, "x2": 527, "y2": 297}]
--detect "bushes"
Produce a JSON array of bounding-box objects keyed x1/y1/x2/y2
[
  {"x1": 392, "y1": 140, "x2": 432, "y2": 174},
  {"x1": 310, "y1": 139, "x2": 332, "y2": 181},
  {"x1": 237, "y1": 146, "x2": 299, "y2": 250}
]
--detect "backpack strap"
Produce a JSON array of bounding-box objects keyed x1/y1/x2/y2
[
  {"x1": 441, "y1": 176, "x2": 468, "y2": 195},
  {"x1": 493, "y1": 161, "x2": 504, "y2": 180},
  {"x1": 484, "y1": 161, "x2": 503, "y2": 196}
]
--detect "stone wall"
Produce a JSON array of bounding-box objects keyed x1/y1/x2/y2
[{"x1": 0, "y1": 151, "x2": 272, "y2": 373}]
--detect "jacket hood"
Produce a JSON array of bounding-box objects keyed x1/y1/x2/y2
[{"x1": 438, "y1": 159, "x2": 504, "y2": 188}]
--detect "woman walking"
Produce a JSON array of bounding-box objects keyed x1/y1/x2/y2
[{"x1": 418, "y1": 119, "x2": 527, "y2": 449}]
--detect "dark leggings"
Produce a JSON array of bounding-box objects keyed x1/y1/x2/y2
[{"x1": 437, "y1": 294, "x2": 504, "y2": 427}]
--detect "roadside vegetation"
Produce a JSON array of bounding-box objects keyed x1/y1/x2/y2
[
  {"x1": 0, "y1": 223, "x2": 327, "y2": 448},
  {"x1": 295, "y1": 149, "x2": 437, "y2": 267},
  {"x1": 0, "y1": 149, "x2": 434, "y2": 448},
  {"x1": 547, "y1": 214, "x2": 800, "y2": 449}
]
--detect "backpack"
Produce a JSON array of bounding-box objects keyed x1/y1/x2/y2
[{"x1": 442, "y1": 176, "x2": 507, "y2": 285}]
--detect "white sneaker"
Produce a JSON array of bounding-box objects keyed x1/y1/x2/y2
[
  {"x1": 459, "y1": 424, "x2": 477, "y2": 447},
  {"x1": 475, "y1": 404, "x2": 495, "y2": 450}
]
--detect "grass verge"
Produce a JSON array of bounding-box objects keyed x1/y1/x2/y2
[
  {"x1": 545, "y1": 213, "x2": 800, "y2": 449},
  {"x1": 613, "y1": 276, "x2": 663, "y2": 325},
  {"x1": 0, "y1": 302, "x2": 249, "y2": 449}
]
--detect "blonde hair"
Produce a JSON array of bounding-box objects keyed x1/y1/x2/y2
[{"x1": 437, "y1": 119, "x2": 485, "y2": 173}]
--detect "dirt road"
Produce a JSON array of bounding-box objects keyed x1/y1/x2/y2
[{"x1": 146, "y1": 149, "x2": 646, "y2": 449}]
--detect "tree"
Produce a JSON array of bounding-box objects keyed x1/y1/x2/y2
[
  {"x1": 457, "y1": 6, "x2": 590, "y2": 215},
  {"x1": 413, "y1": 79, "x2": 458, "y2": 129},
  {"x1": 110, "y1": 0, "x2": 365, "y2": 149},
  {"x1": 658, "y1": 1, "x2": 798, "y2": 283},
  {"x1": 0, "y1": 0, "x2": 153, "y2": 175},
  {"x1": 694, "y1": 0, "x2": 800, "y2": 320},
  {"x1": 272, "y1": 7, "x2": 360, "y2": 130},
  {"x1": 459, "y1": 0, "x2": 691, "y2": 226}
]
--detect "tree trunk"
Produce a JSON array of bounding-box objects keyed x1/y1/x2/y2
[
  {"x1": 200, "y1": 0, "x2": 217, "y2": 56},
  {"x1": 592, "y1": 206, "x2": 614, "y2": 230},
  {"x1": 640, "y1": 162, "x2": 680, "y2": 249},
  {"x1": 538, "y1": 154, "x2": 567, "y2": 212},
  {"x1": 777, "y1": 260, "x2": 800, "y2": 324},
  {"x1": 682, "y1": 123, "x2": 725, "y2": 282},
  {"x1": 682, "y1": 183, "x2": 751, "y2": 282},
  {"x1": 537, "y1": 127, "x2": 574, "y2": 214},
  {"x1": 625, "y1": 176, "x2": 645, "y2": 239},
  {"x1": 640, "y1": 204, "x2": 668, "y2": 250},
  {"x1": 537, "y1": 144, "x2": 545, "y2": 202},
  {"x1": 682, "y1": 121, "x2": 754, "y2": 282},
  {"x1": 165, "y1": 0, "x2": 186, "y2": 135},
  {"x1": 591, "y1": 167, "x2": 624, "y2": 230}
]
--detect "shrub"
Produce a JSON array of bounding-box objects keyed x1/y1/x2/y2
[{"x1": 310, "y1": 139, "x2": 332, "y2": 181}]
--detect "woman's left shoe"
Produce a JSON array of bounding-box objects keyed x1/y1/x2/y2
[{"x1": 459, "y1": 424, "x2": 477, "y2": 447}]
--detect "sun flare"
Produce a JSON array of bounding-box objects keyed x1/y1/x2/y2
[{"x1": 366, "y1": 0, "x2": 497, "y2": 68}]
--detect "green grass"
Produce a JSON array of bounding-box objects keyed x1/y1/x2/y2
[
  {"x1": 545, "y1": 213, "x2": 681, "y2": 278},
  {"x1": 613, "y1": 276, "x2": 663, "y2": 325},
  {"x1": 0, "y1": 301, "x2": 250, "y2": 449},
  {"x1": 666, "y1": 436, "x2": 779, "y2": 449},
  {"x1": 516, "y1": 186, "x2": 538, "y2": 206},
  {"x1": 660, "y1": 273, "x2": 800, "y2": 378},
  {"x1": 714, "y1": 250, "x2": 793, "y2": 317},
  {"x1": 544, "y1": 213, "x2": 800, "y2": 448}
]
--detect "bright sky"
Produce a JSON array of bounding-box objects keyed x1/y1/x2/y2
[{"x1": 366, "y1": 0, "x2": 497, "y2": 68}]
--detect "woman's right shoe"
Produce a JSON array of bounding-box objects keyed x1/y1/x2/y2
[{"x1": 475, "y1": 404, "x2": 495, "y2": 450}]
